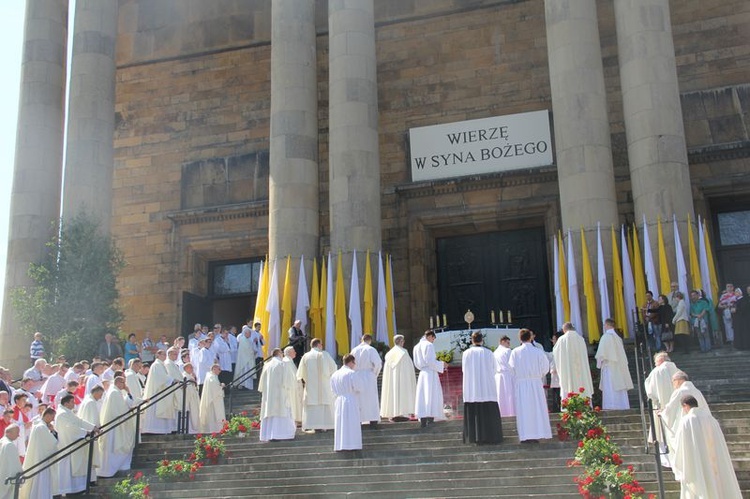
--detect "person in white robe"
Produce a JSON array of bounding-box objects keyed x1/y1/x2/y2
[
  {"x1": 194, "y1": 340, "x2": 216, "y2": 393},
  {"x1": 259, "y1": 350, "x2": 296, "y2": 442},
  {"x1": 84, "y1": 362, "x2": 106, "y2": 397},
  {"x1": 659, "y1": 371, "x2": 710, "y2": 468},
  {"x1": 10, "y1": 394, "x2": 31, "y2": 459},
  {"x1": 553, "y1": 322, "x2": 594, "y2": 404},
  {"x1": 199, "y1": 364, "x2": 225, "y2": 434},
  {"x1": 214, "y1": 330, "x2": 233, "y2": 385},
  {"x1": 380, "y1": 335, "x2": 417, "y2": 422},
  {"x1": 78, "y1": 387, "x2": 104, "y2": 481},
  {"x1": 644, "y1": 352, "x2": 679, "y2": 463},
  {"x1": 595, "y1": 319, "x2": 633, "y2": 410},
  {"x1": 509, "y1": 329, "x2": 551, "y2": 442},
  {"x1": 493, "y1": 336, "x2": 515, "y2": 417},
  {"x1": 0, "y1": 425, "x2": 23, "y2": 499},
  {"x1": 40, "y1": 365, "x2": 67, "y2": 406},
  {"x1": 55, "y1": 395, "x2": 97, "y2": 495},
  {"x1": 97, "y1": 377, "x2": 137, "y2": 478},
  {"x1": 164, "y1": 348, "x2": 185, "y2": 432},
  {"x1": 413, "y1": 330, "x2": 446, "y2": 427},
  {"x1": 54, "y1": 381, "x2": 81, "y2": 412},
  {"x1": 141, "y1": 351, "x2": 175, "y2": 434},
  {"x1": 180, "y1": 363, "x2": 201, "y2": 434},
  {"x1": 672, "y1": 395, "x2": 742, "y2": 499},
  {"x1": 234, "y1": 326, "x2": 255, "y2": 390},
  {"x1": 462, "y1": 332, "x2": 503, "y2": 444},
  {"x1": 228, "y1": 328, "x2": 239, "y2": 372},
  {"x1": 350, "y1": 334, "x2": 383, "y2": 426},
  {"x1": 249, "y1": 323, "x2": 266, "y2": 379},
  {"x1": 296, "y1": 339, "x2": 337, "y2": 431},
  {"x1": 124, "y1": 359, "x2": 145, "y2": 403},
  {"x1": 282, "y1": 347, "x2": 303, "y2": 424},
  {"x1": 330, "y1": 355, "x2": 364, "y2": 451},
  {"x1": 20, "y1": 409, "x2": 58, "y2": 499}
]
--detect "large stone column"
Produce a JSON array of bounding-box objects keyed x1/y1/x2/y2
[
  {"x1": 1, "y1": 0, "x2": 68, "y2": 371},
  {"x1": 62, "y1": 0, "x2": 118, "y2": 231},
  {"x1": 268, "y1": 0, "x2": 319, "y2": 264},
  {"x1": 614, "y1": 0, "x2": 693, "y2": 222},
  {"x1": 545, "y1": 0, "x2": 619, "y2": 231},
  {"x1": 328, "y1": 0, "x2": 382, "y2": 254}
]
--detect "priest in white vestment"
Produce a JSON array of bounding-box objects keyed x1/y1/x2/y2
[
  {"x1": 595, "y1": 320, "x2": 633, "y2": 410},
  {"x1": 141, "y1": 351, "x2": 175, "y2": 434},
  {"x1": 259, "y1": 350, "x2": 296, "y2": 441},
  {"x1": 283, "y1": 347, "x2": 303, "y2": 424},
  {"x1": 0, "y1": 425, "x2": 23, "y2": 499},
  {"x1": 644, "y1": 352, "x2": 679, "y2": 462},
  {"x1": 297, "y1": 339, "x2": 337, "y2": 431},
  {"x1": 40, "y1": 366, "x2": 67, "y2": 406},
  {"x1": 164, "y1": 348, "x2": 185, "y2": 432},
  {"x1": 20, "y1": 409, "x2": 58, "y2": 499},
  {"x1": 199, "y1": 364, "x2": 225, "y2": 434},
  {"x1": 194, "y1": 340, "x2": 216, "y2": 392},
  {"x1": 181, "y1": 363, "x2": 201, "y2": 433},
  {"x1": 234, "y1": 326, "x2": 255, "y2": 390},
  {"x1": 98, "y1": 378, "x2": 136, "y2": 477},
  {"x1": 509, "y1": 329, "x2": 551, "y2": 442},
  {"x1": 78, "y1": 387, "x2": 104, "y2": 481},
  {"x1": 55, "y1": 395, "x2": 97, "y2": 495},
  {"x1": 462, "y1": 332, "x2": 503, "y2": 444},
  {"x1": 84, "y1": 362, "x2": 105, "y2": 396},
  {"x1": 672, "y1": 395, "x2": 742, "y2": 499},
  {"x1": 553, "y1": 323, "x2": 594, "y2": 403},
  {"x1": 493, "y1": 336, "x2": 515, "y2": 417},
  {"x1": 124, "y1": 359, "x2": 145, "y2": 403},
  {"x1": 380, "y1": 335, "x2": 417, "y2": 421},
  {"x1": 659, "y1": 371, "x2": 710, "y2": 469},
  {"x1": 330, "y1": 355, "x2": 364, "y2": 451},
  {"x1": 413, "y1": 330, "x2": 446, "y2": 427},
  {"x1": 350, "y1": 334, "x2": 383, "y2": 426}
]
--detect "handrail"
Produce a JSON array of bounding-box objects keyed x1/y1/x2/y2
[
  {"x1": 6, "y1": 378, "x2": 189, "y2": 498},
  {"x1": 632, "y1": 333, "x2": 650, "y2": 454},
  {"x1": 226, "y1": 343, "x2": 291, "y2": 414}
]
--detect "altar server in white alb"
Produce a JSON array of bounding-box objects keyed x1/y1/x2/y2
[
  {"x1": 644, "y1": 352, "x2": 679, "y2": 463},
  {"x1": 282, "y1": 347, "x2": 304, "y2": 424},
  {"x1": 553, "y1": 322, "x2": 594, "y2": 402},
  {"x1": 508, "y1": 329, "x2": 551, "y2": 443},
  {"x1": 0, "y1": 425, "x2": 23, "y2": 499},
  {"x1": 493, "y1": 335, "x2": 515, "y2": 417},
  {"x1": 141, "y1": 350, "x2": 175, "y2": 434},
  {"x1": 234, "y1": 324, "x2": 256, "y2": 390},
  {"x1": 595, "y1": 319, "x2": 633, "y2": 410},
  {"x1": 20, "y1": 409, "x2": 58, "y2": 499},
  {"x1": 330, "y1": 354, "x2": 364, "y2": 451},
  {"x1": 78, "y1": 386, "x2": 104, "y2": 481},
  {"x1": 413, "y1": 330, "x2": 446, "y2": 427},
  {"x1": 180, "y1": 363, "x2": 201, "y2": 433},
  {"x1": 55, "y1": 394, "x2": 97, "y2": 495},
  {"x1": 297, "y1": 339, "x2": 337, "y2": 431},
  {"x1": 672, "y1": 395, "x2": 742, "y2": 499},
  {"x1": 259, "y1": 349, "x2": 297, "y2": 442},
  {"x1": 199, "y1": 364, "x2": 226, "y2": 434},
  {"x1": 380, "y1": 334, "x2": 417, "y2": 422},
  {"x1": 350, "y1": 334, "x2": 383, "y2": 427},
  {"x1": 98, "y1": 377, "x2": 137, "y2": 478},
  {"x1": 462, "y1": 332, "x2": 503, "y2": 444}
]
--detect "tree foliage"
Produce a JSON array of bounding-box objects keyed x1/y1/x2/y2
[{"x1": 11, "y1": 212, "x2": 125, "y2": 361}]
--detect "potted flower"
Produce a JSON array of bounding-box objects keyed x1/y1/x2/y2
[
  {"x1": 193, "y1": 433, "x2": 227, "y2": 465},
  {"x1": 111, "y1": 471, "x2": 150, "y2": 498},
  {"x1": 559, "y1": 388, "x2": 602, "y2": 441},
  {"x1": 156, "y1": 459, "x2": 203, "y2": 481}
]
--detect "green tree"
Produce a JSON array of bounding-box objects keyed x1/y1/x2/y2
[{"x1": 12, "y1": 212, "x2": 125, "y2": 361}]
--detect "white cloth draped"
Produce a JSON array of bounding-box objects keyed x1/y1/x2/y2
[
  {"x1": 413, "y1": 337, "x2": 445, "y2": 420},
  {"x1": 595, "y1": 329, "x2": 633, "y2": 410},
  {"x1": 282, "y1": 357, "x2": 304, "y2": 423},
  {"x1": 462, "y1": 346, "x2": 497, "y2": 402},
  {"x1": 509, "y1": 343, "x2": 551, "y2": 441},
  {"x1": 380, "y1": 345, "x2": 417, "y2": 419},
  {"x1": 552, "y1": 330, "x2": 594, "y2": 400},
  {"x1": 198, "y1": 372, "x2": 225, "y2": 434},
  {"x1": 297, "y1": 349, "x2": 337, "y2": 430},
  {"x1": 330, "y1": 366, "x2": 363, "y2": 451},
  {"x1": 20, "y1": 422, "x2": 58, "y2": 499},
  {"x1": 350, "y1": 342, "x2": 383, "y2": 422},
  {"x1": 493, "y1": 345, "x2": 515, "y2": 417}
]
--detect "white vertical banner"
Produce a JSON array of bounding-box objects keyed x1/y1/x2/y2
[
  {"x1": 698, "y1": 217, "x2": 712, "y2": 301},
  {"x1": 266, "y1": 259, "x2": 281, "y2": 350},
  {"x1": 566, "y1": 230, "x2": 583, "y2": 335},
  {"x1": 375, "y1": 251, "x2": 389, "y2": 344},
  {"x1": 387, "y1": 254, "x2": 397, "y2": 344},
  {"x1": 621, "y1": 226, "x2": 637, "y2": 335},
  {"x1": 325, "y1": 253, "x2": 336, "y2": 357},
  {"x1": 348, "y1": 250, "x2": 363, "y2": 349},
  {"x1": 597, "y1": 224, "x2": 611, "y2": 323},
  {"x1": 642, "y1": 215, "x2": 659, "y2": 295},
  {"x1": 295, "y1": 256, "x2": 310, "y2": 331},
  {"x1": 673, "y1": 216, "x2": 689, "y2": 299},
  {"x1": 553, "y1": 236, "x2": 564, "y2": 330}
]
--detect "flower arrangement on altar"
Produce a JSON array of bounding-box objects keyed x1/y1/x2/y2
[
  {"x1": 193, "y1": 433, "x2": 227, "y2": 464},
  {"x1": 111, "y1": 471, "x2": 150, "y2": 498},
  {"x1": 156, "y1": 458, "x2": 203, "y2": 481},
  {"x1": 221, "y1": 411, "x2": 259, "y2": 436},
  {"x1": 451, "y1": 330, "x2": 475, "y2": 353},
  {"x1": 436, "y1": 350, "x2": 454, "y2": 363}
]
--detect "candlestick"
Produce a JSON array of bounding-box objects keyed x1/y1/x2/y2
[
  {"x1": 507, "y1": 310, "x2": 512, "y2": 324},
  {"x1": 442, "y1": 314, "x2": 447, "y2": 327},
  {"x1": 491, "y1": 310, "x2": 495, "y2": 324},
  {"x1": 430, "y1": 316, "x2": 434, "y2": 329},
  {"x1": 499, "y1": 310, "x2": 504, "y2": 324}
]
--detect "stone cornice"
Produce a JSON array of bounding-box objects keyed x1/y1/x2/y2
[
  {"x1": 688, "y1": 141, "x2": 750, "y2": 164},
  {"x1": 392, "y1": 167, "x2": 558, "y2": 199},
  {"x1": 165, "y1": 201, "x2": 268, "y2": 226}
]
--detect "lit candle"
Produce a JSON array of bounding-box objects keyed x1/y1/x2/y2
[
  {"x1": 430, "y1": 316, "x2": 434, "y2": 329},
  {"x1": 442, "y1": 314, "x2": 447, "y2": 327},
  {"x1": 508, "y1": 310, "x2": 512, "y2": 324},
  {"x1": 435, "y1": 315, "x2": 440, "y2": 328},
  {"x1": 499, "y1": 310, "x2": 504, "y2": 324},
  {"x1": 491, "y1": 310, "x2": 495, "y2": 323}
]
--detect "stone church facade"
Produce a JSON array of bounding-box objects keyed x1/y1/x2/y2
[{"x1": 2, "y1": 0, "x2": 749, "y2": 368}]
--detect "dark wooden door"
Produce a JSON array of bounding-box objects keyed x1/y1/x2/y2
[
  {"x1": 182, "y1": 292, "x2": 213, "y2": 339},
  {"x1": 436, "y1": 227, "x2": 551, "y2": 343}
]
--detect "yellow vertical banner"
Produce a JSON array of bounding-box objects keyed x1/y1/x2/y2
[
  {"x1": 363, "y1": 250, "x2": 374, "y2": 334},
  {"x1": 253, "y1": 259, "x2": 267, "y2": 325},
  {"x1": 657, "y1": 218, "x2": 671, "y2": 295},
  {"x1": 702, "y1": 220, "x2": 719, "y2": 302},
  {"x1": 309, "y1": 258, "x2": 321, "y2": 339},
  {"x1": 334, "y1": 251, "x2": 349, "y2": 355},
  {"x1": 687, "y1": 214, "x2": 701, "y2": 291},
  {"x1": 632, "y1": 224, "x2": 647, "y2": 314},
  {"x1": 611, "y1": 226, "x2": 629, "y2": 338},
  {"x1": 557, "y1": 231, "x2": 570, "y2": 322},
  {"x1": 580, "y1": 228, "x2": 600, "y2": 342},
  {"x1": 281, "y1": 255, "x2": 293, "y2": 332}
]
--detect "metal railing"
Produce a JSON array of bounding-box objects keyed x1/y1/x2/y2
[
  {"x1": 226, "y1": 344, "x2": 291, "y2": 414},
  {"x1": 5, "y1": 378, "x2": 191, "y2": 498}
]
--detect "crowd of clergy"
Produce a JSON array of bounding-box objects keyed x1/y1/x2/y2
[{"x1": 1, "y1": 315, "x2": 743, "y2": 498}]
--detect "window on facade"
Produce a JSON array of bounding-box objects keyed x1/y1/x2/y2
[
  {"x1": 717, "y1": 210, "x2": 750, "y2": 247},
  {"x1": 211, "y1": 261, "x2": 262, "y2": 296}
]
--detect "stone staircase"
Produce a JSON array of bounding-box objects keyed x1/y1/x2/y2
[{"x1": 92, "y1": 347, "x2": 750, "y2": 498}]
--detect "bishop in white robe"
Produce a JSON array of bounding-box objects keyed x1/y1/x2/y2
[
  {"x1": 509, "y1": 329, "x2": 551, "y2": 442},
  {"x1": 98, "y1": 378, "x2": 136, "y2": 478},
  {"x1": 492, "y1": 336, "x2": 515, "y2": 417},
  {"x1": 672, "y1": 396, "x2": 742, "y2": 499},
  {"x1": 259, "y1": 350, "x2": 296, "y2": 441},
  {"x1": 462, "y1": 333, "x2": 503, "y2": 444},
  {"x1": 283, "y1": 347, "x2": 304, "y2": 424},
  {"x1": 380, "y1": 335, "x2": 417, "y2": 421},
  {"x1": 330, "y1": 355, "x2": 364, "y2": 451},
  {"x1": 0, "y1": 425, "x2": 23, "y2": 499},
  {"x1": 297, "y1": 340, "x2": 337, "y2": 431},
  {"x1": 234, "y1": 327, "x2": 255, "y2": 390},
  {"x1": 20, "y1": 410, "x2": 58, "y2": 499},
  {"x1": 350, "y1": 335, "x2": 383, "y2": 426},
  {"x1": 55, "y1": 395, "x2": 96, "y2": 495},
  {"x1": 553, "y1": 323, "x2": 594, "y2": 402},
  {"x1": 595, "y1": 321, "x2": 633, "y2": 410},
  {"x1": 141, "y1": 351, "x2": 174, "y2": 434},
  {"x1": 199, "y1": 365, "x2": 225, "y2": 434},
  {"x1": 413, "y1": 331, "x2": 446, "y2": 427}
]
